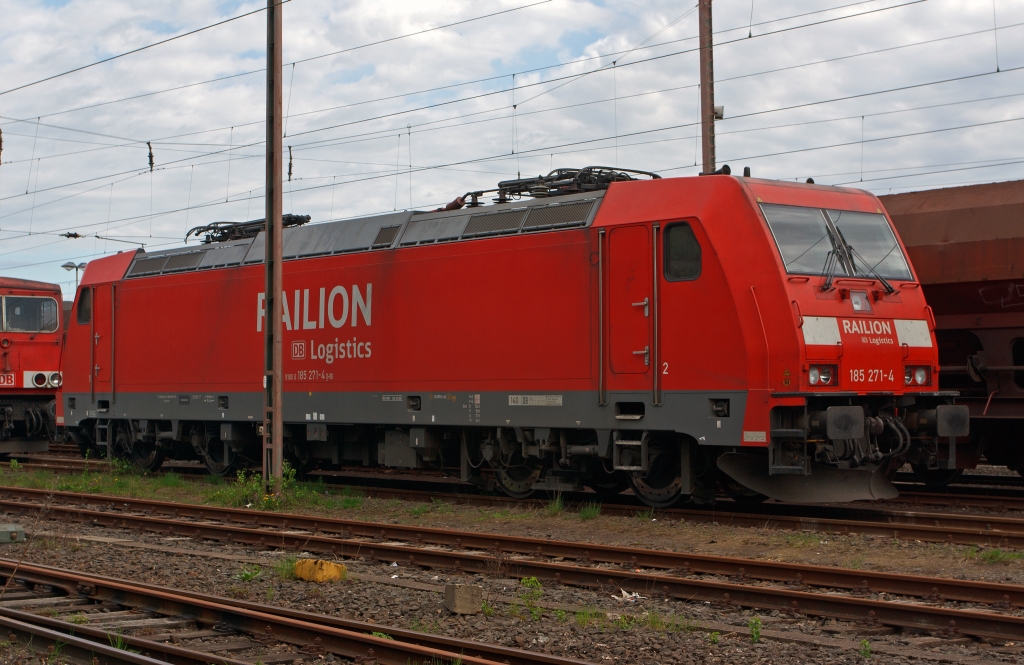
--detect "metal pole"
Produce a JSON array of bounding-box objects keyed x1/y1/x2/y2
[
  {"x1": 264, "y1": 0, "x2": 284, "y2": 492},
  {"x1": 698, "y1": 0, "x2": 716, "y2": 174}
]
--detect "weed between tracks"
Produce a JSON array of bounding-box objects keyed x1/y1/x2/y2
[{"x1": 0, "y1": 458, "x2": 367, "y2": 515}]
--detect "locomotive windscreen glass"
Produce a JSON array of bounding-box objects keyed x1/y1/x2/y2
[
  {"x1": 760, "y1": 204, "x2": 912, "y2": 280},
  {"x1": 825, "y1": 210, "x2": 913, "y2": 280},
  {"x1": 760, "y1": 204, "x2": 836, "y2": 274},
  {"x1": 3, "y1": 296, "x2": 59, "y2": 333}
]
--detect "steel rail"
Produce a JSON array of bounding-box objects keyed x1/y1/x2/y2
[
  {"x1": 0, "y1": 610, "x2": 179, "y2": 665},
  {"x1": 2, "y1": 488, "x2": 1022, "y2": 608},
  {"x1": 0, "y1": 561, "x2": 585, "y2": 665},
  {"x1": 0, "y1": 606, "x2": 251, "y2": 665},
  {"x1": 0, "y1": 559, "x2": 582, "y2": 665},
  {"x1": 4, "y1": 494, "x2": 1024, "y2": 639},
  {"x1": 6, "y1": 482, "x2": 1024, "y2": 548}
]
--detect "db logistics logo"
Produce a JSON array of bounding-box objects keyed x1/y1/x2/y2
[{"x1": 291, "y1": 340, "x2": 306, "y2": 360}]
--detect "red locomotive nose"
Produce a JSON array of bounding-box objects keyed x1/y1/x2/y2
[{"x1": 32, "y1": 372, "x2": 48, "y2": 388}]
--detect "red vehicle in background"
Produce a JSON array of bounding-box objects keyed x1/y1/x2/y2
[
  {"x1": 58, "y1": 168, "x2": 969, "y2": 504},
  {"x1": 0, "y1": 277, "x2": 63, "y2": 453}
]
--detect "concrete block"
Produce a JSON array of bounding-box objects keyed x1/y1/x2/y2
[
  {"x1": 293, "y1": 559, "x2": 346, "y2": 583},
  {"x1": 443, "y1": 583, "x2": 482, "y2": 614},
  {"x1": 0, "y1": 525, "x2": 25, "y2": 544}
]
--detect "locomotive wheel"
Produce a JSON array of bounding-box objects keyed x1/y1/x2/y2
[
  {"x1": 493, "y1": 460, "x2": 542, "y2": 499},
  {"x1": 203, "y1": 437, "x2": 237, "y2": 477},
  {"x1": 628, "y1": 444, "x2": 684, "y2": 508},
  {"x1": 910, "y1": 464, "x2": 964, "y2": 488},
  {"x1": 114, "y1": 423, "x2": 165, "y2": 473}
]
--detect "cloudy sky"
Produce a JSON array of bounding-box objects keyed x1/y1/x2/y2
[{"x1": 1, "y1": 0, "x2": 1022, "y2": 296}]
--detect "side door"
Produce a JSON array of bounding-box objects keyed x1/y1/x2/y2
[
  {"x1": 608, "y1": 225, "x2": 652, "y2": 375},
  {"x1": 91, "y1": 284, "x2": 113, "y2": 395}
]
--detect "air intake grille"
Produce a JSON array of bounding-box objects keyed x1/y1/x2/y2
[
  {"x1": 523, "y1": 201, "x2": 593, "y2": 230},
  {"x1": 162, "y1": 252, "x2": 206, "y2": 272},
  {"x1": 128, "y1": 257, "x2": 167, "y2": 276},
  {"x1": 372, "y1": 225, "x2": 401, "y2": 248},
  {"x1": 463, "y1": 209, "x2": 527, "y2": 237}
]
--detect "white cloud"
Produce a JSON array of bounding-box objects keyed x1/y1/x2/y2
[{"x1": 1, "y1": 0, "x2": 1022, "y2": 296}]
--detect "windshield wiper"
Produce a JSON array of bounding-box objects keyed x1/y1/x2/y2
[
  {"x1": 820, "y1": 226, "x2": 842, "y2": 292},
  {"x1": 835, "y1": 228, "x2": 897, "y2": 294}
]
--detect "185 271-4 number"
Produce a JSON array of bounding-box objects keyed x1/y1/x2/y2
[{"x1": 849, "y1": 368, "x2": 894, "y2": 383}]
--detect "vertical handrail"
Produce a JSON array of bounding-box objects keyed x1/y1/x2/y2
[
  {"x1": 652, "y1": 223, "x2": 661, "y2": 406},
  {"x1": 110, "y1": 283, "x2": 116, "y2": 405},
  {"x1": 89, "y1": 287, "x2": 95, "y2": 403},
  {"x1": 598, "y1": 229, "x2": 606, "y2": 406}
]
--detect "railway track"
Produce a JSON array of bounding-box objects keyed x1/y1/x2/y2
[
  {"x1": 0, "y1": 558, "x2": 588, "y2": 665},
  {"x1": 24, "y1": 452, "x2": 1024, "y2": 513},
  {"x1": 3, "y1": 489, "x2": 1024, "y2": 641},
  {"x1": 8, "y1": 464, "x2": 1024, "y2": 547}
]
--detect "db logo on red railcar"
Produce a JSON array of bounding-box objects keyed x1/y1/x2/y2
[{"x1": 0, "y1": 373, "x2": 15, "y2": 387}]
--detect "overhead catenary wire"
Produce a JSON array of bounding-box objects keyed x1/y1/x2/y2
[
  {"x1": 5, "y1": 0, "x2": 1021, "y2": 259},
  {"x1": 5, "y1": 5, "x2": 1008, "y2": 183},
  {"x1": 0, "y1": 1, "x2": 293, "y2": 98},
  {"x1": 5, "y1": 63, "x2": 1024, "y2": 241}
]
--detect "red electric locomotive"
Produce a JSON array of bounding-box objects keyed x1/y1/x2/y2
[
  {"x1": 1, "y1": 277, "x2": 64, "y2": 453},
  {"x1": 58, "y1": 168, "x2": 968, "y2": 505}
]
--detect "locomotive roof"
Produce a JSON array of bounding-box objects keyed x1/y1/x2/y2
[
  {"x1": 0, "y1": 276, "x2": 61, "y2": 293},
  {"x1": 123, "y1": 190, "x2": 604, "y2": 279}
]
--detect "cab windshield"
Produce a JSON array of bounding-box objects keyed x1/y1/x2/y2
[
  {"x1": 2, "y1": 296, "x2": 60, "y2": 333},
  {"x1": 760, "y1": 203, "x2": 913, "y2": 281}
]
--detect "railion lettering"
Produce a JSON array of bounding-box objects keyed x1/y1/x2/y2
[
  {"x1": 841, "y1": 319, "x2": 892, "y2": 336},
  {"x1": 257, "y1": 284, "x2": 371, "y2": 332}
]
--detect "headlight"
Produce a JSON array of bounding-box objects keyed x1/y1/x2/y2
[
  {"x1": 48, "y1": 372, "x2": 62, "y2": 388},
  {"x1": 808, "y1": 365, "x2": 837, "y2": 387},
  {"x1": 904, "y1": 366, "x2": 931, "y2": 386},
  {"x1": 819, "y1": 366, "x2": 833, "y2": 385},
  {"x1": 32, "y1": 372, "x2": 47, "y2": 388}
]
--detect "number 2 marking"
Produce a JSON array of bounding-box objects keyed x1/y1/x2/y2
[{"x1": 662, "y1": 362, "x2": 669, "y2": 375}]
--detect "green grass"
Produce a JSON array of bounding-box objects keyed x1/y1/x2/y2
[
  {"x1": 154, "y1": 472, "x2": 186, "y2": 489},
  {"x1": 784, "y1": 532, "x2": 820, "y2": 547},
  {"x1": 233, "y1": 564, "x2": 262, "y2": 581},
  {"x1": 969, "y1": 547, "x2": 1024, "y2": 563},
  {"x1": 546, "y1": 493, "x2": 564, "y2": 516},
  {"x1": 409, "y1": 504, "x2": 432, "y2": 517},
  {"x1": 370, "y1": 631, "x2": 393, "y2": 640},
  {"x1": 66, "y1": 613, "x2": 89, "y2": 625},
  {"x1": 579, "y1": 501, "x2": 601, "y2": 520},
  {"x1": 575, "y1": 608, "x2": 606, "y2": 628},
  {"x1": 635, "y1": 508, "x2": 655, "y2": 521},
  {"x1": 859, "y1": 638, "x2": 872, "y2": 658},
  {"x1": 273, "y1": 555, "x2": 298, "y2": 580}
]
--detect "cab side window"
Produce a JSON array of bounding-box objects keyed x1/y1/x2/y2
[
  {"x1": 76, "y1": 288, "x2": 92, "y2": 325},
  {"x1": 664, "y1": 222, "x2": 702, "y2": 281}
]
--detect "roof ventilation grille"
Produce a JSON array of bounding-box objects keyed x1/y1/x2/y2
[
  {"x1": 522, "y1": 201, "x2": 594, "y2": 231},
  {"x1": 372, "y1": 225, "x2": 402, "y2": 248},
  {"x1": 462, "y1": 209, "x2": 527, "y2": 237}
]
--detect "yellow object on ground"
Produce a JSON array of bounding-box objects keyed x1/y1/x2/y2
[{"x1": 293, "y1": 559, "x2": 346, "y2": 582}]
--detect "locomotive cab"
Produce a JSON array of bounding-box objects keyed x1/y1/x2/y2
[
  {"x1": 0, "y1": 277, "x2": 64, "y2": 451},
  {"x1": 712, "y1": 180, "x2": 969, "y2": 502}
]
